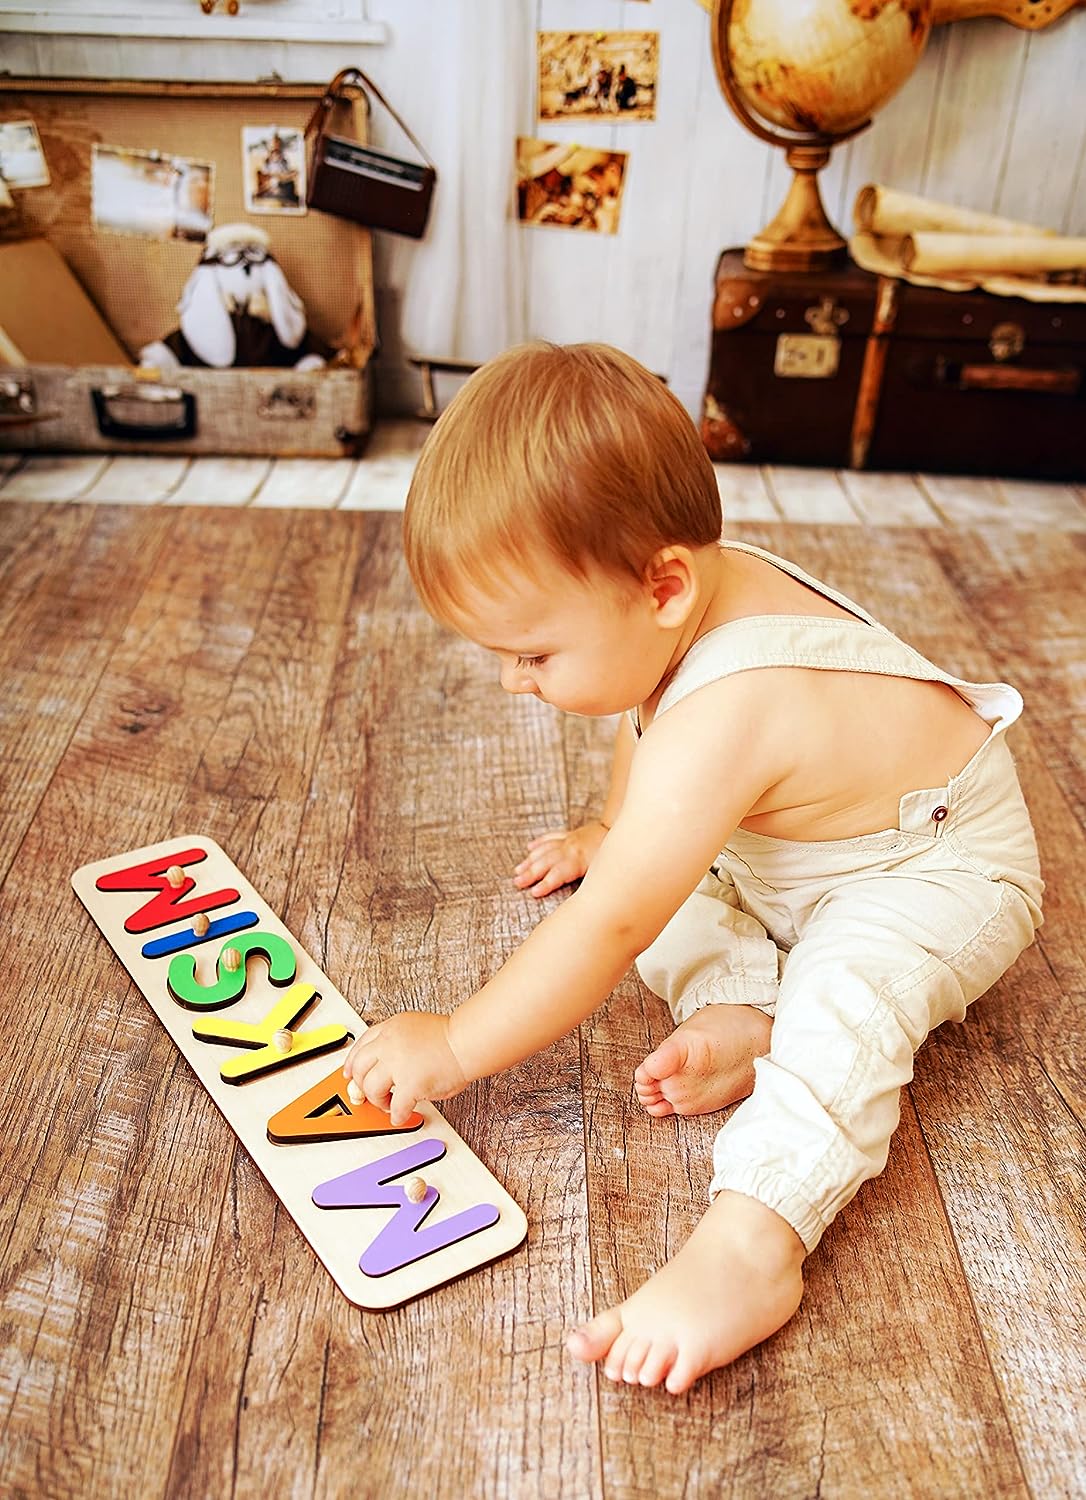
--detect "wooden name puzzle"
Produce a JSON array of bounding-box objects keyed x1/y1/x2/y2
[{"x1": 72, "y1": 835, "x2": 527, "y2": 1309}]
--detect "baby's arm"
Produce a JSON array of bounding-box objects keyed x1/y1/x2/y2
[
  {"x1": 343, "y1": 672, "x2": 788, "y2": 1123},
  {"x1": 514, "y1": 714, "x2": 636, "y2": 897}
]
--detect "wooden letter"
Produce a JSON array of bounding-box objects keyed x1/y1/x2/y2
[
  {"x1": 95, "y1": 848, "x2": 240, "y2": 934},
  {"x1": 140, "y1": 909, "x2": 259, "y2": 960},
  {"x1": 192, "y1": 981, "x2": 352, "y2": 1083},
  {"x1": 267, "y1": 1066, "x2": 424, "y2": 1144},
  {"x1": 167, "y1": 930, "x2": 296, "y2": 1011},
  {"x1": 312, "y1": 1139, "x2": 500, "y2": 1277}
]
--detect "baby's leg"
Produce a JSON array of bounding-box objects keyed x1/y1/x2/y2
[
  {"x1": 573, "y1": 868, "x2": 1038, "y2": 1393},
  {"x1": 633, "y1": 871, "x2": 782, "y2": 1116}
]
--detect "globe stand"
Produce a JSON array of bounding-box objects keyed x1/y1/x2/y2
[{"x1": 744, "y1": 144, "x2": 848, "y2": 273}]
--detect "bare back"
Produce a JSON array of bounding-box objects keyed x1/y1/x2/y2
[{"x1": 645, "y1": 546, "x2": 993, "y2": 844}]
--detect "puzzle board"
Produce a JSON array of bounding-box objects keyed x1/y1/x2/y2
[{"x1": 72, "y1": 836, "x2": 527, "y2": 1309}]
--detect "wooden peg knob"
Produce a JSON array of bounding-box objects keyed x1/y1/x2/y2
[
  {"x1": 273, "y1": 1028, "x2": 293, "y2": 1054},
  {"x1": 221, "y1": 945, "x2": 242, "y2": 972},
  {"x1": 347, "y1": 1079, "x2": 364, "y2": 1106},
  {"x1": 192, "y1": 912, "x2": 210, "y2": 937},
  {"x1": 404, "y1": 1176, "x2": 427, "y2": 1204},
  {"x1": 166, "y1": 865, "x2": 186, "y2": 888}
]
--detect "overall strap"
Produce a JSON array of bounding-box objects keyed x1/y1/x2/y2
[{"x1": 653, "y1": 544, "x2": 1021, "y2": 731}]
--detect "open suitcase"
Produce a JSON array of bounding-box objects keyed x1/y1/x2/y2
[
  {"x1": 0, "y1": 78, "x2": 376, "y2": 457},
  {"x1": 701, "y1": 248, "x2": 1086, "y2": 480}
]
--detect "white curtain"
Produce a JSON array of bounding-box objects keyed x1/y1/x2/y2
[{"x1": 395, "y1": 0, "x2": 533, "y2": 362}]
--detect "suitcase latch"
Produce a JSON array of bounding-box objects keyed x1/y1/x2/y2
[
  {"x1": 804, "y1": 297, "x2": 849, "y2": 337},
  {"x1": 989, "y1": 322, "x2": 1025, "y2": 362},
  {"x1": 0, "y1": 375, "x2": 36, "y2": 420}
]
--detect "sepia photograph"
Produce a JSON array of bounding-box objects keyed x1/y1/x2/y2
[
  {"x1": 538, "y1": 31, "x2": 659, "y2": 121},
  {"x1": 242, "y1": 124, "x2": 307, "y2": 215},
  {"x1": 0, "y1": 118, "x2": 50, "y2": 188},
  {"x1": 515, "y1": 137, "x2": 629, "y2": 235},
  {"x1": 91, "y1": 143, "x2": 214, "y2": 242}
]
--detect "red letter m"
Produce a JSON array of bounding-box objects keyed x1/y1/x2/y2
[{"x1": 96, "y1": 848, "x2": 240, "y2": 935}]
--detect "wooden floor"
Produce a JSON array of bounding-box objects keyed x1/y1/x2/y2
[
  {"x1": 1, "y1": 424, "x2": 1085, "y2": 527},
  {"x1": 1, "y1": 500, "x2": 1083, "y2": 1499}
]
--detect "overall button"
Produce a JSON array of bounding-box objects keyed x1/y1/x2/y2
[{"x1": 931, "y1": 805, "x2": 949, "y2": 823}]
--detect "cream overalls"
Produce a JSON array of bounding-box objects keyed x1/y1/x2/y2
[{"x1": 634, "y1": 542, "x2": 1044, "y2": 1252}]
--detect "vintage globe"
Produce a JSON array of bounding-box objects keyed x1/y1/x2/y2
[
  {"x1": 726, "y1": 0, "x2": 933, "y2": 141},
  {"x1": 711, "y1": 0, "x2": 933, "y2": 269}
]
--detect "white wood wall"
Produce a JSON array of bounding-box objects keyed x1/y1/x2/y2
[{"x1": 4, "y1": 0, "x2": 1085, "y2": 416}]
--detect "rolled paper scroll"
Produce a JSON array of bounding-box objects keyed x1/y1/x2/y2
[
  {"x1": 901, "y1": 231, "x2": 1086, "y2": 278},
  {"x1": 854, "y1": 184, "x2": 1053, "y2": 239}
]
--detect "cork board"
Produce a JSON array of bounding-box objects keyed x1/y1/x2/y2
[{"x1": 0, "y1": 80, "x2": 376, "y2": 361}]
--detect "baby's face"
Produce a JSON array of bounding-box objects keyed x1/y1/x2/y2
[{"x1": 449, "y1": 558, "x2": 673, "y2": 718}]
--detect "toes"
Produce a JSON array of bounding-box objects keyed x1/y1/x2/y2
[
  {"x1": 638, "y1": 1341, "x2": 678, "y2": 1388},
  {"x1": 634, "y1": 1036, "x2": 684, "y2": 1086},
  {"x1": 642, "y1": 1098, "x2": 676, "y2": 1118},
  {"x1": 664, "y1": 1347, "x2": 707, "y2": 1396},
  {"x1": 602, "y1": 1328, "x2": 637, "y2": 1383},
  {"x1": 567, "y1": 1308, "x2": 622, "y2": 1365},
  {"x1": 619, "y1": 1336, "x2": 652, "y2": 1385}
]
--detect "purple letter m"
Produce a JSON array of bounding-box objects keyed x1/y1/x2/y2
[{"x1": 311, "y1": 1137, "x2": 500, "y2": 1277}]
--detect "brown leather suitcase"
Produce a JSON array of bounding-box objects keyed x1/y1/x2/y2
[{"x1": 701, "y1": 248, "x2": 1086, "y2": 480}]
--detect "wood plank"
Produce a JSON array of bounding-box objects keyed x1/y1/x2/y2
[
  {"x1": 838, "y1": 470, "x2": 944, "y2": 527},
  {"x1": 0, "y1": 501, "x2": 174, "y2": 885},
  {"x1": 1, "y1": 454, "x2": 110, "y2": 502},
  {"x1": 993, "y1": 478, "x2": 1086, "y2": 530},
  {"x1": 834, "y1": 28, "x2": 950, "y2": 228},
  {"x1": 993, "y1": 27, "x2": 1086, "y2": 229},
  {"x1": 0, "y1": 506, "x2": 364, "y2": 1500},
  {"x1": 715, "y1": 464, "x2": 781, "y2": 522},
  {"x1": 161, "y1": 515, "x2": 601, "y2": 1498},
  {"x1": 250, "y1": 457, "x2": 353, "y2": 509},
  {"x1": 79, "y1": 455, "x2": 191, "y2": 505},
  {"x1": 165, "y1": 457, "x2": 272, "y2": 507},
  {"x1": 338, "y1": 418, "x2": 430, "y2": 509},
  {"x1": 919, "y1": 475, "x2": 1086, "y2": 529},
  {"x1": 764, "y1": 467, "x2": 861, "y2": 523},
  {"x1": 920, "y1": 22, "x2": 1029, "y2": 213},
  {"x1": 560, "y1": 621, "x2": 1027, "y2": 1497}
]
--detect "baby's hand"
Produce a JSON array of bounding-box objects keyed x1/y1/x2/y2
[
  {"x1": 342, "y1": 1012, "x2": 468, "y2": 1124},
  {"x1": 513, "y1": 820, "x2": 609, "y2": 899}
]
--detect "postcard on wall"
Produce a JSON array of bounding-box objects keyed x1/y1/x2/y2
[
  {"x1": 538, "y1": 32, "x2": 659, "y2": 122},
  {"x1": 516, "y1": 138, "x2": 629, "y2": 235},
  {"x1": 0, "y1": 119, "x2": 51, "y2": 189},
  {"x1": 91, "y1": 144, "x2": 214, "y2": 243},
  {"x1": 242, "y1": 125, "x2": 307, "y2": 216}
]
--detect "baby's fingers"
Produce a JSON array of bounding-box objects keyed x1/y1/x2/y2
[
  {"x1": 528, "y1": 863, "x2": 578, "y2": 898},
  {"x1": 525, "y1": 830, "x2": 569, "y2": 851},
  {"x1": 389, "y1": 1086, "x2": 420, "y2": 1127},
  {"x1": 513, "y1": 849, "x2": 559, "y2": 888},
  {"x1": 360, "y1": 1062, "x2": 394, "y2": 1113}
]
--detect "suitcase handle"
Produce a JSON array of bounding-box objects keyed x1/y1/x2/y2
[
  {"x1": 92, "y1": 384, "x2": 197, "y2": 441},
  {"x1": 934, "y1": 359, "x2": 1081, "y2": 397}
]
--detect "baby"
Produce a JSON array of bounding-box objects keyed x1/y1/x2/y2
[{"x1": 343, "y1": 342, "x2": 1043, "y2": 1394}]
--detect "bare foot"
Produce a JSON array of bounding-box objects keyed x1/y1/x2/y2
[
  {"x1": 633, "y1": 1004, "x2": 772, "y2": 1117},
  {"x1": 567, "y1": 1192, "x2": 804, "y2": 1394}
]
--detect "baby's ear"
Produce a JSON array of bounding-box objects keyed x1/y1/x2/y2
[{"x1": 645, "y1": 547, "x2": 695, "y2": 622}]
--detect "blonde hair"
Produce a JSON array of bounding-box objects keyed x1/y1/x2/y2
[{"x1": 403, "y1": 341, "x2": 721, "y2": 619}]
